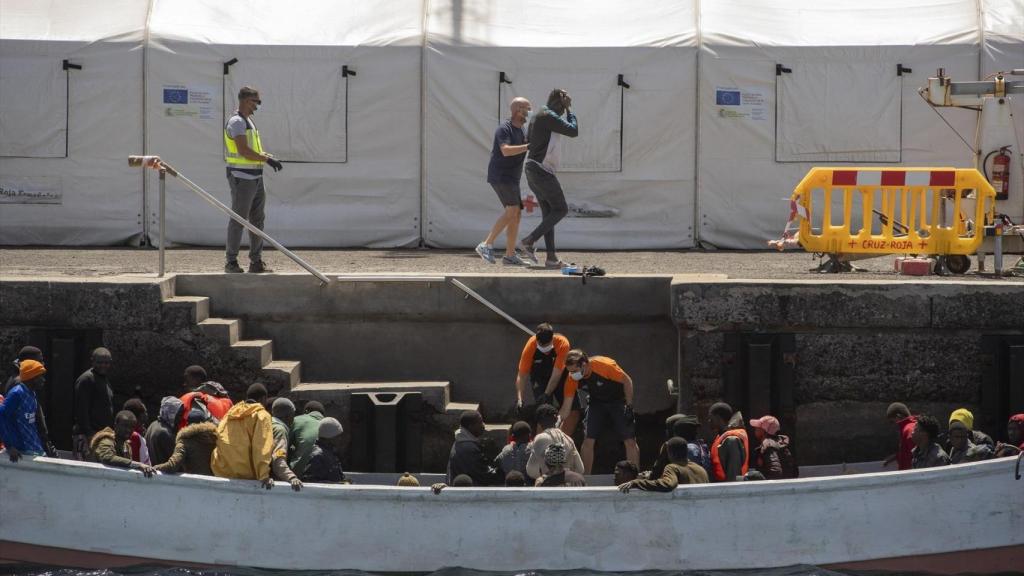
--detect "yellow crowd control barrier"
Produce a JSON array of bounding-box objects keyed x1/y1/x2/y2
[{"x1": 791, "y1": 167, "x2": 996, "y2": 256}]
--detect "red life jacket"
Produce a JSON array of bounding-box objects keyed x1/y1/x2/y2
[
  {"x1": 178, "y1": 391, "x2": 233, "y2": 430},
  {"x1": 710, "y1": 428, "x2": 749, "y2": 481}
]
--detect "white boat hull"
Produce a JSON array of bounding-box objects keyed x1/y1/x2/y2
[{"x1": 1, "y1": 456, "x2": 1022, "y2": 572}]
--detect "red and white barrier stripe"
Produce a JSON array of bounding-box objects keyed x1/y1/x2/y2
[{"x1": 831, "y1": 170, "x2": 956, "y2": 187}]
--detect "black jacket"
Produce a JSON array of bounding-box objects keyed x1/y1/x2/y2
[
  {"x1": 74, "y1": 368, "x2": 113, "y2": 437},
  {"x1": 447, "y1": 428, "x2": 500, "y2": 486}
]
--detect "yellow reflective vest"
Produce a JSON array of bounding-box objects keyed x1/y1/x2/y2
[{"x1": 224, "y1": 114, "x2": 264, "y2": 170}]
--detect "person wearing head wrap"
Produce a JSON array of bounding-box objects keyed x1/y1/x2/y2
[
  {"x1": 994, "y1": 414, "x2": 1024, "y2": 458},
  {"x1": 0, "y1": 359, "x2": 47, "y2": 461},
  {"x1": 534, "y1": 442, "x2": 586, "y2": 487},
  {"x1": 3, "y1": 346, "x2": 56, "y2": 457},
  {"x1": 145, "y1": 396, "x2": 183, "y2": 466},
  {"x1": 947, "y1": 417, "x2": 993, "y2": 464},
  {"x1": 301, "y1": 417, "x2": 345, "y2": 484},
  {"x1": 947, "y1": 408, "x2": 995, "y2": 451},
  {"x1": 73, "y1": 348, "x2": 115, "y2": 460},
  {"x1": 619, "y1": 437, "x2": 708, "y2": 493}
]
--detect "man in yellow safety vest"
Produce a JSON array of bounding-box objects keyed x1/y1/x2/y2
[{"x1": 223, "y1": 86, "x2": 283, "y2": 273}]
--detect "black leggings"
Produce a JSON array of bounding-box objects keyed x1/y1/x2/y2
[{"x1": 523, "y1": 162, "x2": 568, "y2": 260}]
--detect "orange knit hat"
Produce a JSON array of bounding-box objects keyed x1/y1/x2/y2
[{"x1": 19, "y1": 359, "x2": 46, "y2": 382}]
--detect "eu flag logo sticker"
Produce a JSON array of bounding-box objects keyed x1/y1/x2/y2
[
  {"x1": 163, "y1": 88, "x2": 189, "y2": 104},
  {"x1": 716, "y1": 90, "x2": 741, "y2": 106}
]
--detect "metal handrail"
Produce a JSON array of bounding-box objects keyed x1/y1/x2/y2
[{"x1": 129, "y1": 155, "x2": 331, "y2": 285}]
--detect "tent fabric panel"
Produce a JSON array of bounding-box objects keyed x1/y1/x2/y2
[
  {"x1": 146, "y1": 41, "x2": 421, "y2": 248},
  {"x1": 0, "y1": 0, "x2": 147, "y2": 43},
  {"x1": 224, "y1": 58, "x2": 349, "y2": 163},
  {"x1": 697, "y1": 44, "x2": 979, "y2": 249},
  {"x1": 776, "y1": 60, "x2": 902, "y2": 163},
  {"x1": 426, "y1": 0, "x2": 697, "y2": 48},
  {"x1": 148, "y1": 0, "x2": 424, "y2": 47},
  {"x1": 701, "y1": 0, "x2": 979, "y2": 48},
  {"x1": 0, "y1": 55, "x2": 67, "y2": 158},
  {"x1": 0, "y1": 40, "x2": 144, "y2": 245},
  {"x1": 423, "y1": 46, "x2": 695, "y2": 250}
]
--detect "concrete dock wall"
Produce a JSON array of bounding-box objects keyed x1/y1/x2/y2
[
  {"x1": 1, "y1": 274, "x2": 1021, "y2": 468},
  {"x1": 674, "y1": 279, "x2": 1024, "y2": 464}
]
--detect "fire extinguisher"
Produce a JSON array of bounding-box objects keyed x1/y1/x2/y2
[{"x1": 984, "y1": 146, "x2": 1011, "y2": 201}]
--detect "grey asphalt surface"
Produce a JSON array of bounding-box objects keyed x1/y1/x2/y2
[{"x1": 1, "y1": 246, "x2": 1022, "y2": 281}]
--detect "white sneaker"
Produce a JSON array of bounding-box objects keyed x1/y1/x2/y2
[{"x1": 475, "y1": 243, "x2": 496, "y2": 264}]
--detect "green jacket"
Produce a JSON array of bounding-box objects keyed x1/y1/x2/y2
[
  {"x1": 289, "y1": 411, "x2": 323, "y2": 477},
  {"x1": 630, "y1": 462, "x2": 708, "y2": 492},
  {"x1": 89, "y1": 427, "x2": 133, "y2": 468}
]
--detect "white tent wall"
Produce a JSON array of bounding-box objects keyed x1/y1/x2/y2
[
  {"x1": 697, "y1": 0, "x2": 983, "y2": 249},
  {"x1": 981, "y1": 0, "x2": 1024, "y2": 222},
  {"x1": 144, "y1": 0, "x2": 424, "y2": 249},
  {"x1": 423, "y1": 0, "x2": 698, "y2": 250},
  {"x1": 0, "y1": 0, "x2": 147, "y2": 245}
]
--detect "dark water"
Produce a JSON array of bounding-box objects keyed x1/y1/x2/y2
[{"x1": 5, "y1": 566, "x2": 995, "y2": 576}]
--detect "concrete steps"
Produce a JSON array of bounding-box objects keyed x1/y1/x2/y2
[{"x1": 161, "y1": 294, "x2": 303, "y2": 393}]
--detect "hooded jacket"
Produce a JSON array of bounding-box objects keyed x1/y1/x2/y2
[
  {"x1": 526, "y1": 426, "x2": 584, "y2": 479},
  {"x1": 155, "y1": 421, "x2": 218, "y2": 475},
  {"x1": 753, "y1": 434, "x2": 798, "y2": 479},
  {"x1": 447, "y1": 427, "x2": 500, "y2": 486},
  {"x1": 210, "y1": 400, "x2": 273, "y2": 480},
  {"x1": 90, "y1": 427, "x2": 133, "y2": 468},
  {"x1": 145, "y1": 397, "x2": 182, "y2": 466}
]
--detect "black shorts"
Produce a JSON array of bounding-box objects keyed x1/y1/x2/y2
[
  {"x1": 490, "y1": 182, "x2": 523, "y2": 208},
  {"x1": 584, "y1": 401, "x2": 635, "y2": 440}
]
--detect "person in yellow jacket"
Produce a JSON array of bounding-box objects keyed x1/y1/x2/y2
[{"x1": 210, "y1": 383, "x2": 274, "y2": 488}]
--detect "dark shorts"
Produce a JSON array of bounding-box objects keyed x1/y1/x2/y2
[
  {"x1": 584, "y1": 401, "x2": 635, "y2": 440},
  {"x1": 490, "y1": 182, "x2": 523, "y2": 208}
]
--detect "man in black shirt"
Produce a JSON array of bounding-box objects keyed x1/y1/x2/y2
[
  {"x1": 73, "y1": 347, "x2": 115, "y2": 459},
  {"x1": 520, "y1": 88, "x2": 578, "y2": 268}
]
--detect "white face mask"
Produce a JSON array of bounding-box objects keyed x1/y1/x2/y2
[
  {"x1": 536, "y1": 343, "x2": 554, "y2": 353},
  {"x1": 569, "y1": 370, "x2": 584, "y2": 381}
]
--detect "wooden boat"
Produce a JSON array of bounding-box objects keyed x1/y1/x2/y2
[{"x1": 1, "y1": 455, "x2": 1021, "y2": 573}]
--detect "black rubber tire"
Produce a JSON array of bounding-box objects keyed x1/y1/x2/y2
[{"x1": 946, "y1": 254, "x2": 971, "y2": 274}]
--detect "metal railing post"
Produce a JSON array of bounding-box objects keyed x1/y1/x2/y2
[
  {"x1": 129, "y1": 155, "x2": 331, "y2": 285},
  {"x1": 158, "y1": 169, "x2": 166, "y2": 277}
]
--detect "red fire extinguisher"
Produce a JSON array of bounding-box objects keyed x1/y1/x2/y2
[{"x1": 986, "y1": 146, "x2": 1011, "y2": 200}]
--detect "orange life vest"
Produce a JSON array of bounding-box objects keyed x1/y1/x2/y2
[{"x1": 710, "y1": 428, "x2": 749, "y2": 481}]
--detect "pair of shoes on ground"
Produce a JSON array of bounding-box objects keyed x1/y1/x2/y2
[
  {"x1": 475, "y1": 243, "x2": 533, "y2": 266},
  {"x1": 225, "y1": 260, "x2": 272, "y2": 273}
]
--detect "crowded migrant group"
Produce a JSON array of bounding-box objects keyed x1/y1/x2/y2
[
  {"x1": 0, "y1": 347, "x2": 344, "y2": 489},
  {"x1": 1, "y1": 336, "x2": 1022, "y2": 492}
]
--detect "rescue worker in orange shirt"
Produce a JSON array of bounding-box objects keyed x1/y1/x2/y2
[
  {"x1": 562, "y1": 349, "x2": 639, "y2": 474},
  {"x1": 514, "y1": 323, "x2": 581, "y2": 434}
]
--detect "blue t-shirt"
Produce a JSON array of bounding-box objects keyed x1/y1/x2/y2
[
  {"x1": 0, "y1": 383, "x2": 43, "y2": 454},
  {"x1": 487, "y1": 120, "x2": 527, "y2": 184}
]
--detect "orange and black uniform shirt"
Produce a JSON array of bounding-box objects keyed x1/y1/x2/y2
[
  {"x1": 517, "y1": 334, "x2": 571, "y2": 386},
  {"x1": 563, "y1": 356, "x2": 628, "y2": 404}
]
